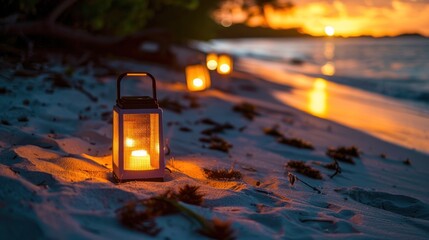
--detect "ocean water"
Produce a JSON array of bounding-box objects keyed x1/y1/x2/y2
[{"x1": 204, "y1": 37, "x2": 429, "y2": 108}]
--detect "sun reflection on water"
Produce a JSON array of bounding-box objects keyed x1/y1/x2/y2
[{"x1": 308, "y1": 78, "x2": 328, "y2": 117}]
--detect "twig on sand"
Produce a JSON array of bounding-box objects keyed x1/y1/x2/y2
[
  {"x1": 288, "y1": 172, "x2": 322, "y2": 194},
  {"x1": 324, "y1": 159, "x2": 342, "y2": 179}
]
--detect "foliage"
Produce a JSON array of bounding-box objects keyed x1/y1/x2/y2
[
  {"x1": 2, "y1": 0, "x2": 217, "y2": 39},
  {"x1": 147, "y1": 0, "x2": 220, "y2": 40},
  {"x1": 177, "y1": 184, "x2": 205, "y2": 206}
]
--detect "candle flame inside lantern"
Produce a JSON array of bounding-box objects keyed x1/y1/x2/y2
[
  {"x1": 193, "y1": 78, "x2": 204, "y2": 87},
  {"x1": 186, "y1": 64, "x2": 210, "y2": 91},
  {"x1": 206, "y1": 53, "x2": 218, "y2": 70},
  {"x1": 219, "y1": 64, "x2": 230, "y2": 74},
  {"x1": 132, "y1": 150, "x2": 148, "y2": 157},
  {"x1": 207, "y1": 60, "x2": 218, "y2": 70},
  {"x1": 125, "y1": 138, "x2": 135, "y2": 147}
]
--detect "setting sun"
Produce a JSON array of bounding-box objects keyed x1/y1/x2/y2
[{"x1": 324, "y1": 26, "x2": 335, "y2": 36}]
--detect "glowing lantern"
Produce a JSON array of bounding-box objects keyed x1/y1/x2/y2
[
  {"x1": 206, "y1": 53, "x2": 218, "y2": 70},
  {"x1": 217, "y1": 54, "x2": 233, "y2": 75},
  {"x1": 186, "y1": 64, "x2": 211, "y2": 91},
  {"x1": 113, "y1": 72, "x2": 164, "y2": 181}
]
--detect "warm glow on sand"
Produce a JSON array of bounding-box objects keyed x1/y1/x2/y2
[
  {"x1": 325, "y1": 26, "x2": 335, "y2": 36},
  {"x1": 308, "y1": 78, "x2": 328, "y2": 117}
]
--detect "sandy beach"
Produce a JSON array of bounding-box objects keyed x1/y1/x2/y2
[{"x1": 1, "y1": 53, "x2": 429, "y2": 239}]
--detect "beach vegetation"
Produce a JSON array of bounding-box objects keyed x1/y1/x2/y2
[
  {"x1": 199, "y1": 136, "x2": 233, "y2": 153},
  {"x1": 232, "y1": 102, "x2": 260, "y2": 120},
  {"x1": 286, "y1": 160, "x2": 322, "y2": 179},
  {"x1": 203, "y1": 168, "x2": 243, "y2": 181},
  {"x1": 117, "y1": 184, "x2": 235, "y2": 239},
  {"x1": 264, "y1": 125, "x2": 314, "y2": 150},
  {"x1": 326, "y1": 146, "x2": 360, "y2": 164},
  {"x1": 403, "y1": 158, "x2": 411, "y2": 165}
]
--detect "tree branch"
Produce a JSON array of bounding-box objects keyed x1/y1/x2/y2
[
  {"x1": 47, "y1": 0, "x2": 79, "y2": 23},
  {"x1": 0, "y1": 21, "x2": 176, "y2": 66}
]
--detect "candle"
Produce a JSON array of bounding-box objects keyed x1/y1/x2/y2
[
  {"x1": 193, "y1": 78, "x2": 203, "y2": 87},
  {"x1": 127, "y1": 150, "x2": 152, "y2": 170},
  {"x1": 219, "y1": 64, "x2": 230, "y2": 74},
  {"x1": 206, "y1": 53, "x2": 218, "y2": 70},
  {"x1": 217, "y1": 55, "x2": 232, "y2": 75}
]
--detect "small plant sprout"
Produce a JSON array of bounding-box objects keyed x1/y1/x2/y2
[
  {"x1": 324, "y1": 160, "x2": 342, "y2": 178},
  {"x1": 287, "y1": 172, "x2": 322, "y2": 194}
]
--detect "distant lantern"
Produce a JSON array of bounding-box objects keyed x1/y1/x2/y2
[
  {"x1": 113, "y1": 72, "x2": 164, "y2": 181},
  {"x1": 217, "y1": 54, "x2": 233, "y2": 75},
  {"x1": 206, "y1": 53, "x2": 218, "y2": 70},
  {"x1": 186, "y1": 64, "x2": 211, "y2": 91}
]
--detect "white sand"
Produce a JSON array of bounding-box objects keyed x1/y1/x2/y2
[{"x1": 0, "y1": 55, "x2": 428, "y2": 239}]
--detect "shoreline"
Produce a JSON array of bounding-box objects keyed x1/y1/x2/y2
[
  {"x1": 232, "y1": 57, "x2": 429, "y2": 155},
  {"x1": 197, "y1": 38, "x2": 429, "y2": 109}
]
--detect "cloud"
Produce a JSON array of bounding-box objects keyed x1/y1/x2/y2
[
  {"x1": 214, "y1": 0, "x2": 429, "y2": 37},
  {"x1": 264, "y1": 0, "x2": 429, "y2": 36}
]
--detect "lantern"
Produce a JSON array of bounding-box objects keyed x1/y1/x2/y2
[
  {"x1": 206, "y1": 53, "x2": 218, "y2": 70},
  {"x1": 185, "y1": 64, "x2": 211, "y2": 91},
  {"x1": 217, "y1": 54, "x2": 233, "y2": 75},
  {"x1": 113, "y1": 72, "x2": 164, "y2": 181}
]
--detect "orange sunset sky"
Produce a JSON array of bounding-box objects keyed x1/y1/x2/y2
[{"x1": 214, "y1": 0, "x2": 429, "y2": 37}]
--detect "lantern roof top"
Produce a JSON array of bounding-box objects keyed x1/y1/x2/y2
[{"x1": 117, "y1": 96, "x2": 159, "y2": 109}]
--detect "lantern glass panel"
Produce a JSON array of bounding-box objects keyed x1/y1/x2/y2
[
  {"x1": 123, "y1": 113, "x2": 160, "y2": 171},
  {"x1": 113, "y1": 110, "x2": 119, "y2": 167}
]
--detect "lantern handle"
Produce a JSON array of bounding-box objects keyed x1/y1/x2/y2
[{"x1": 116, "y1": 72, "x2": 157, "y2": 101}]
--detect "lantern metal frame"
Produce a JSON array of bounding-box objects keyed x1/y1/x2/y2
[{"x1": 112, "y1": 72, "x2": 165, "y2": 182}]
